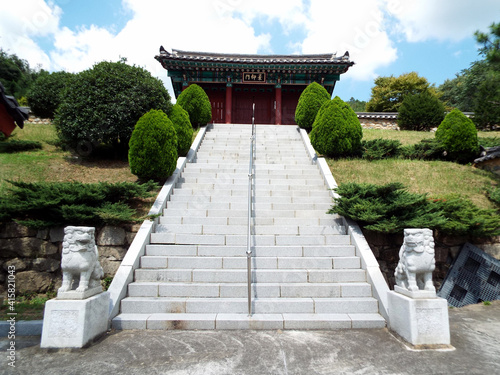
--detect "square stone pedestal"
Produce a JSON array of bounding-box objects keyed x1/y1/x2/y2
[
  {"x1": 41, "y1": 292, "x2": 110, "y2": 348},
  {"x1": 388, "y1": 290, "x2": 450, "y2": 346}
]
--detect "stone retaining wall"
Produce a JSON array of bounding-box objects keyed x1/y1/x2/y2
[
  {"x1": 364, "y1": 230, "x2": 500, "y2": 290},
  {"x1": 0, "y1": 222, "x2": 140, "y2": 295}
]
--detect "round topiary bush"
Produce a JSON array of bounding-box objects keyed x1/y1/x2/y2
[
  {"x1": 310, "y1": 96, "x2": 363, "y2": 157},
  {"x1": 176, "y1": 84, "x2": 212, "y2": 127},
  {"x1": 128, "y1": 109, "x2": 178, "y2": 180},
  {"x1": 435, "y1": 109, "x2": 479, "y2": 163},
  {"x1": 27, "y1": 71, "x2": 74, "y2": 119},
  {"x1": 169, "y1": 104, "x2": 193, "y2": 156},
  {"x1": 295, "y1": 82, "x2": 331, "y2": 131},
  {"x1": 54, "y1": 60, "x2": 171, "y2": 156},
  {"x1": 397, "y1": 90, "x2": 445, "y2": 131}
]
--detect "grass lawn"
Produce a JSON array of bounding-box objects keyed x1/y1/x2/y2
[
  {"x1": 327, "y1": 129, "x2": 500, "y2": 210},
  {"x1": 0, "y1": 123, "x2": 138, "y2": 195}
]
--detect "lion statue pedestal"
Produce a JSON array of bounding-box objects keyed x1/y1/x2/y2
[
  {"x1": 388, "y1": 229, "x2": 451, "y2": 347},
  {"x1": 41, "y1": 226, "x2": 109, "y2": 349}
]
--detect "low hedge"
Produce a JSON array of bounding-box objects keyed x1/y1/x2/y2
[{"x1": 330, "y1": 182, "x2": 500, "y2": 237}]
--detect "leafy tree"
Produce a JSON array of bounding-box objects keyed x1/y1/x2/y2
[
  {"x1": 474, "y1": 70, "x2": 500, "y2": 130},
  {"x1": 295, "y1": 82, "x2": 331, "y2": 130},
  {"x1": 397, "y1": 90, "x2": 445, "y2": 131},
  {"x1": 0, "y1": 49, "x2": 43, "y2": 99},
  {"x1": 169, "y1": 104, "x2": 193, "y2": 156},
  {"x1": 310, "y1": 96, "x2": 363, "y2": 157},
  {"x1": 27, "y1": 71, "x2": 74, "y2": 119},
  {"x1": 346, "y1": 97, "x2": 367, "y2": 112},
  {"x1": 366, "y1": 72, "x2": 435, "y2": 112},
  {"x1": 438, "y1": 61, "x2": 490, "y2": 112},
  {"x1": 54, "y1": 60, "x2": 172, "y2": 156},
  {"x1": 176, "y1": 84, "x2": 211, "y2": 127},
  {"x1": 475, "y1": 22, "x2": 500, "y2": 66},
  {"x1": 128, "y1": 109, "x2": 178, "y2": 181}
]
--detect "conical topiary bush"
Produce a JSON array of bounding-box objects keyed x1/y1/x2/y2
[{"x1": 128, "y1": 109, "x2": 178, "y2": 180}]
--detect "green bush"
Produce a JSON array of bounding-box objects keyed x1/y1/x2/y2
[
  {"x1": 330, "y1": 182, "x2": 500, "y2": 237},
  {"x1": 330, "y1": 182, "x2": 445, "y2": 233},
  {"x1": 295, "y1": 82, "x2": 331, "y2": 130},
  {"x1": 309, "y1": 96, "x2": 363, "y2": 157},
  {"x1": 54, "y1": 60, "x2": 171, "y2": 156},
  {"x1": 0, "y1": 140, "x2": 42, "y2": 153},
  {"x1": 435, "y1": 109, "x2": 480, "y2": 163},
  {"x1": 169, "y1": 104, "x2": 193, "y2": 156},
  {"x1": 0, "y1": 180, "x2": 158, "y2": 228},
  {"x1": 128, "y1": 109, "x2": 178, "y2": 180},
  {"x1": 397, "y1": 90, "x2": 445, "y2": 131},
  {"x1": 431, "y1": 195, "x2": 500, "y2": 237},
  {"x1": 362, "y1": 139, "x2": 402, "y2": 160},
  {"x1": 478, "y1": 136, "x2": 500, "y2": 148},
  {"x1": 176, "y1": 84, "x2": 211, "y2": 127},
  {"x1": 399, "y1": 139, "x2": 446, "y2": 160},
  {"x1": 27, "y1": 71, "x2": 74, "y2": 119},
  {"x1": 487, "y1": 187, "x2": 500, "y2": 207}
]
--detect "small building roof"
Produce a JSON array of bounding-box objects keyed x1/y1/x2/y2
[{"x1": 0, "y1": 82, "x2": 29, "y2": 137}]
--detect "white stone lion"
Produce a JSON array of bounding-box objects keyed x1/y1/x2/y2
[
  {"x1": 394, "y1": 228, "x2": 436, "y2": 292},
  {"x1": 58, "y1": 226, "x2": 104, "y2": 295}
]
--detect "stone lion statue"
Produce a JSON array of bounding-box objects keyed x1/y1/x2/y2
[
  {"x1": 394, "y1": 228, "x2": 436, "y2": 292},
  {"x1": 58, "y1": 226, "x2": 104, "y2": 295}
]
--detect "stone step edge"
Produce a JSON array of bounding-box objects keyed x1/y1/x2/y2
[{"x1": 112, "y1": 312, "x2": 386, "y2": 330}]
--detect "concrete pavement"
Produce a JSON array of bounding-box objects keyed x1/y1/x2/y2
[{"x1": 1, "y1": 300, "x2": 499, "y2": 374}]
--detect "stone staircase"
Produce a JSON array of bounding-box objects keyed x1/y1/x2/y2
[{"x1": 112, "y1": 124, "x2": 386, "y2": 330}]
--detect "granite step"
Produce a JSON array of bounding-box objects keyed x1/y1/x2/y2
[
  {"x1": 119, "y1": 297, "x2": 379, "y2": 315},
  {"x1": 113, "y1": 312, "x2": 386, "y2": 330}
]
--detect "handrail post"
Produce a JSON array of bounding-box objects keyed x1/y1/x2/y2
[{"x1": 247, "y1": 103, "x2": 256, "y2": 317}]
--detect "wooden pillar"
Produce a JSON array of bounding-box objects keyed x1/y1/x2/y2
[
  {"x1": 225, "y1": 83, "x2": 232, "y2": 124},
  {"x1": 275, "y1": 84, "x2": 282, "y2": 125}
]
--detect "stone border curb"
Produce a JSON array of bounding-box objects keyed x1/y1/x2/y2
[
  {"x1": 0, "y1": 320, "x2": 43, "y2": 337},
  {"x1": 298, "y1": 128, "x2": 390, "y2": 321},
  {"x1": 107, "y1": 125, "x2": 209, "y2": 323}
]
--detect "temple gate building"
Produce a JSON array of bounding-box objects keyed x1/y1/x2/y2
[{"x1": 155, "y1": 48, "x2": 354, "y2": 125}]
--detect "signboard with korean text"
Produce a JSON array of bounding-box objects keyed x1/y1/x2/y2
[{"x1": 242, "y1": 72, "x2": 266, "y2": 83}]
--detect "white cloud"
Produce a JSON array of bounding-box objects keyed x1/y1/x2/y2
[
  {"x1": 301, "y1": 0, "x2": 398, "y2": 81},
  {"x1": 387, "y1": 0, "x2": 500, "y2": 42},
  {"x1": 0, "y1": 0, "x2": 61, "y2": 68},
  {"x1": 2, "y1": 0, "x2": 499, "y2": 98}
]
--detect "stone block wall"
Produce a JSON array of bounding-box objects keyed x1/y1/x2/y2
[{"x1": 0, "y1": 222, "x2": 140, "y2": 295}]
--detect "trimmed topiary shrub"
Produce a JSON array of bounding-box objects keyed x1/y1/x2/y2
[
  {"x1": 169, "y1": 104, "x2": 193, "y2": 156},
  {"x1": 176, "y1": 84, "x2": 212, "y2": 127},
  {"x1": 397, "y1": 90, "x2": 445, "y2": 131},
  {"x1": 128, "y1": 109, "x2": 178, "y2": 181},
  {"x1": 295, "y1": 82, "x2": 331, "y2": 131},
  {"x1": 435, "y1": 109, "x2": 479, "y2": 163},
  {"x1": 27, "y1": 71, "x2": 74, "y2": 119},
  {"x1": 54, "y1": 60, "x2": 171, "y2": 156},
  {"x1": 309, "y1": 96, "x2": 363, "y2": 157}
]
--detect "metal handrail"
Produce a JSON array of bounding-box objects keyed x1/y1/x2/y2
[{"x1": 247, "y1": 103, "x2": 256, "y2": 316}]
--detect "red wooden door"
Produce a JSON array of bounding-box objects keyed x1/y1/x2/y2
[{"x1": 232, "y1": 86, "x2": 274, "y2": 124}]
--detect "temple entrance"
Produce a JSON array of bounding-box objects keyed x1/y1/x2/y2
[{"x1": 232, "y1": 86, "x2": 274, "y2": 124}]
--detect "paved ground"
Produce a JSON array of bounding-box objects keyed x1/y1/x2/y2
[{"x1": 1, "y1": 301, "x2": 499, "y2": 375}]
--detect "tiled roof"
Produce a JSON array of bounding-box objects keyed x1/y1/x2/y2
[
  {"x1": 157, "y1": 48, "x2": 353, "y2": 66},
  {"x1": 0, "y1": 82, "x2": 29, "y2": 129},
  {"x1": 474, "y1": 146, "x2": 500, "y2": 163}
]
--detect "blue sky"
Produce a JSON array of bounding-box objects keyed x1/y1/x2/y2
[{"x1": 1, "y1": 0, "x2": 499, "y2": 102}]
